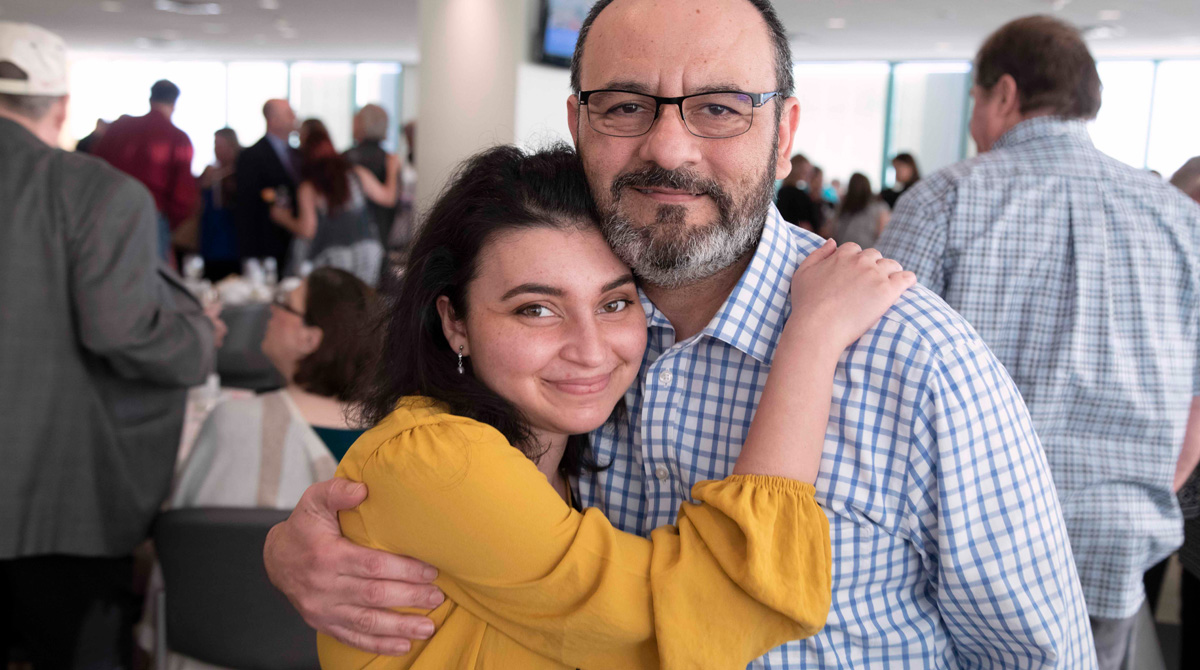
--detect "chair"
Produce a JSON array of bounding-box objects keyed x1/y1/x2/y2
[{"x1": 154, "y1": 507, "x2": 320, "y2": 670}]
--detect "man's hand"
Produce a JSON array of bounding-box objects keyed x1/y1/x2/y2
[
  {"x1": 263, "y1": 477, "x2": 445, "y2": 655},
  {"x1": 203, "y1": 302, "x2": 227, "y2": 349}
]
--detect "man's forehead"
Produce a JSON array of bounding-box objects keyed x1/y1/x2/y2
[{"x1": 581, "y1": 0, "x2": 776, "y2": 94}]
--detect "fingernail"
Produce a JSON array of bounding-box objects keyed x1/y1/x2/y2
[
  {"x1": 416, "y1": 622, "x2": 435, "y2": 638},
  {"x1": 428, "y1": 590, "x2": 445, "y2": 607},
  {"x1": 423, "y1": 566, "x2": 438, "y2": 581}
]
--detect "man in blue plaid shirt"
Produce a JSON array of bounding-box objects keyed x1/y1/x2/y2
[
  {"x1": 878, "y1": 16, "x2": 1200, "y2": 670},
  {"x1": 266, "y1": 2, "x2": 1096, "y2": 666}
]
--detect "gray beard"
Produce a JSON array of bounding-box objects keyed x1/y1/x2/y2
[{"x1": 598, "y1": 150, "x2": 778, "y2": 289}]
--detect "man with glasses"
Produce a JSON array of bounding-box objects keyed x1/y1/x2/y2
[{"x1": 263, "y1": 1, "x2": 1096, "y2": 666}]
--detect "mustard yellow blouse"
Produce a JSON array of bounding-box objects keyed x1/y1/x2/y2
[{"x1": 318, "y1": 397, "x2": 831, "y2": 670}]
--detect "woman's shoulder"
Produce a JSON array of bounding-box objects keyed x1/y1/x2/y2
[
  {"x1": 337, "y1": 396, "x2": 518, "y2": 485},
  {"x1": 202, "y1": 392, "x2": 269, "y2": 427}
]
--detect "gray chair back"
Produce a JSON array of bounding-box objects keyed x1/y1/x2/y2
[{"x1": 154, "y1": 507, "x2": 320, "y2": 670}]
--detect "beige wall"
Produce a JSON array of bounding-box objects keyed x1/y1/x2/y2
[{"x1": 415, "y1": 0, "x2": 530, "y2": 213}]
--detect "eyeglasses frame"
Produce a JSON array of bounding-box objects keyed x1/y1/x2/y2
[
  {"x1": 577, "y1": 88, "x2": 780, "y2": 139},
  {"x1": 272, "y1": 291, "x2": 306, "y2": 320}
]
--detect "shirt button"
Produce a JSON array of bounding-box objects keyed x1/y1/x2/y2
[
  {"x1": 658, "y1": 370, "x2": 673, "y2": 384},
  {"x1": 654, "y1": 465, "x2": 670, "y2": 481}
]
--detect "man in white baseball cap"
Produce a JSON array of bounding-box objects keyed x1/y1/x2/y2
[
  {"x1": 0, "y1": 21, "x2": 70, "y2": 143},
  {"x1": 0, "y1": 21, "x2": 219, "y2": 669}
]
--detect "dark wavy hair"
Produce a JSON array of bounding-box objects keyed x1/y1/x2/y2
[
  {"x1": 299, "y1": 121, "x2": 352, "y2": 211},
  {"x1": 355, "y1": 144, "x2": 611, "y2": 476},
  {"x1": 891, "y1": 153, "x2": 920, "y2": 184},
  {"x1": 292, "y1": 267, "x2": 381, "y2": 402}
]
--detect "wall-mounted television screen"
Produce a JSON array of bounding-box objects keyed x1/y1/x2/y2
[{"x1": 539, "y1": 0, "x2": 591, "y2": 67}]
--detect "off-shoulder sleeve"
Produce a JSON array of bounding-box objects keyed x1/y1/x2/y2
[{"x1": 338, "y1": 417, "x2": 831, "y2": 669}]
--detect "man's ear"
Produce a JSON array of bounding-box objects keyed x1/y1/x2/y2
[
  {"x1": 995, "y1": 74, "x2": 1022, "y2": 117},
  {"x1": 436, "y1": 296, "x2": 469, "y2": 355},
  {"x1": 774, "y1": 97, "x2": 801, "y2": 180},
  {"x1": 567, "y1": 94, "x2": 581, "y2": 146}
]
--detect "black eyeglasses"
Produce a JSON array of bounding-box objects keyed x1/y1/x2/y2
[
  {"x1": 272, "y1": 291, "x2": 305, "y2": 319},
  {"x1": 578, "y1": 89, "x2": 779, "y2": 139}
]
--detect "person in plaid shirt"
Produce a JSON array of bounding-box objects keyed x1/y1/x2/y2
[
  {"x1": 264, "y1": 2, "x2": 1097, "y2": 667},
  {"x1": 878, "y1": 15, "x2": 1200, "y2": 670}
]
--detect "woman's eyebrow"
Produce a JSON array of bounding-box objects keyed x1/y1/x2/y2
[
  {"x1": 601, "y1": 275, "x2": 636, "y2": 293},
  {"x1": 500, "y1": 283, "x2": 564, "y2": 301}
]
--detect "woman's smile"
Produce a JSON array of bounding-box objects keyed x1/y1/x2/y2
[{"x1": 543, "y1": 372, "x2": 613, "y2": 396}]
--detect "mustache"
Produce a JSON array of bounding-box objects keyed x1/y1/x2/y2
[{"x1": 610, "y1": 166, "x2": 727, "y2": 203}]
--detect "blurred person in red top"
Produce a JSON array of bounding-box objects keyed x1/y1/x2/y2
[{"x1": 94, "y1": 79, "x2": 197, "y2": 263}]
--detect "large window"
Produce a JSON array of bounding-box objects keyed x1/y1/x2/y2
[
  {"x1": 1146, "y1": 60, "x2": 1200, "y2": 178},
  {"x1": 65, "y1": 58, "x2": 403, "y2": 175},
  {"x1": 290, "y1": 61, "x2": 355, "y2": 150},
  {"x1": 67, "y1": 59, "x2": 229, "y2": 173},
  {"x1": 791, "y1": 63, "x2": 889, "y2": 188},
  {"x1": 885, "y1": 62, "x2": 971, "y2": 186},
  {"x1": 226, "y1": 62, "x2": 289, "y2": 153},
  {"x1": 1089, "y1": 61, "x2": 1156, "y2": 170},
  {"x1": 166, "y1": 61, "x2": 229, "y2": 172},
  {"x1": 355, "y1": 62, "x2": 404, "y2": 153}
]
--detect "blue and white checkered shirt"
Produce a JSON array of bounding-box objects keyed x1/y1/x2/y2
[
  {"x1": 877, "y1": 117, "x2": 1200, "y2": 621},
  {"x1": 582, "y1": 205, "x2": 1097, "y2": 668}
]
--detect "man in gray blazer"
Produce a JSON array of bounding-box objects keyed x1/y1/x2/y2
[{"x1": 0, "y1": 22, "x2": 217, "y2": 669}]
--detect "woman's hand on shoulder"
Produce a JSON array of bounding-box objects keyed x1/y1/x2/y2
[{"x1": 786, "y1": 239, "x2": 916, "y2": 354}]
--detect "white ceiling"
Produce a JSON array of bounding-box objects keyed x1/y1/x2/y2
[
  {"x1": 0, "y1": 0, "x2": 422, "y2": 61},
  {"x1": 779, "y1": 0, "x2": 1200, "y2": 61},
  {"x1": 0, "y1": 0, "x2": 1196, "y2": 63}
]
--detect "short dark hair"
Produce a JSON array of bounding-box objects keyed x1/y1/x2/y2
[
  {"x1": 355, "y1": 143, "x2": 608, "y2": 477},
  {"x1": 150, "y1": 79, "x2": 180, "y2": 105},
  {"x1": 570, "y1": 0, "x2": 794, "y2": 99},
  {"x1": 973, "y1": 15, "x2": 1101, "y2": 120},
  {"x1": 292, "y1": 268, "x2": 381, "y2": 402},
  {"x1": 214, "y1": 126, "x2": 240, "y2": 150},
  {"x1": 891, "y1": 152, "x2": 920, "y2": 182},
  {"x1": 0, "y1": 61, "x2": 59, "y2": 120}
]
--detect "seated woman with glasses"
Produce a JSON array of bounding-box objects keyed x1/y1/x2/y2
[
  {"x1": 318, "y1": 145, "x2": 915, "y2": 669},
  {"x1": 172, "y1": 267, "x2": 380, "y2": 509}
]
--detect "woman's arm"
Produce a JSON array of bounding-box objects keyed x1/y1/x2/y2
[
  {"x1": 269, "y1": 182, "x2": 318, "y2": 239},
  {"x1": 355, "y1": 159, "x2": 398, "y2": 207},
  {"x1": 734, "y1": 240, "x2": 916, "y2": 483},
  {"x1": 328, "y1": 416, "x2": 830, "y2": 669}
]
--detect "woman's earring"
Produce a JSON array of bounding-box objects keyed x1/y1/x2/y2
[{"x1": 457, "y1": 345, "x2": 465, "y2": 375}]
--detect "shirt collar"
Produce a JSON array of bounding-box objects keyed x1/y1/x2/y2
[
  {"x1": 993, "y1": 116, "x2": 1092, "y2": 151},
  {"x1": 265, "y1": 132, "x2": 290, "y2": 154},
  {"x1": 640, "y1": 205, "x2": 822, "y2": 364}
]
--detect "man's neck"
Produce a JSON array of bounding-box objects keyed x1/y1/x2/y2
[
  {"x1": 642, "y1": 252, "x2": 753, "y2": 342},
  {"x1": 267, "y1": 129, "x2": 289, "y2": 143},
  {"x1": 150, "y1": 103, "x2": 173, "y2": 120},
  {"x1": 0, "y1": 108, "x2": 56, "y2": 146}
]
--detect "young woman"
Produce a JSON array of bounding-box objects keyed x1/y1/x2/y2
[
  {"x1": 270, "y1": 122, "x2": 397, "y2": 285},
  {"x1": 880, "y1": 152, "x2": 921, "y2": 209},
  {"x1": 319, "y1": 145, "x2": 915, "y2": 669},
  {"x1": 833, "y1": 172, "x2": 891, "y2": 249}
]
